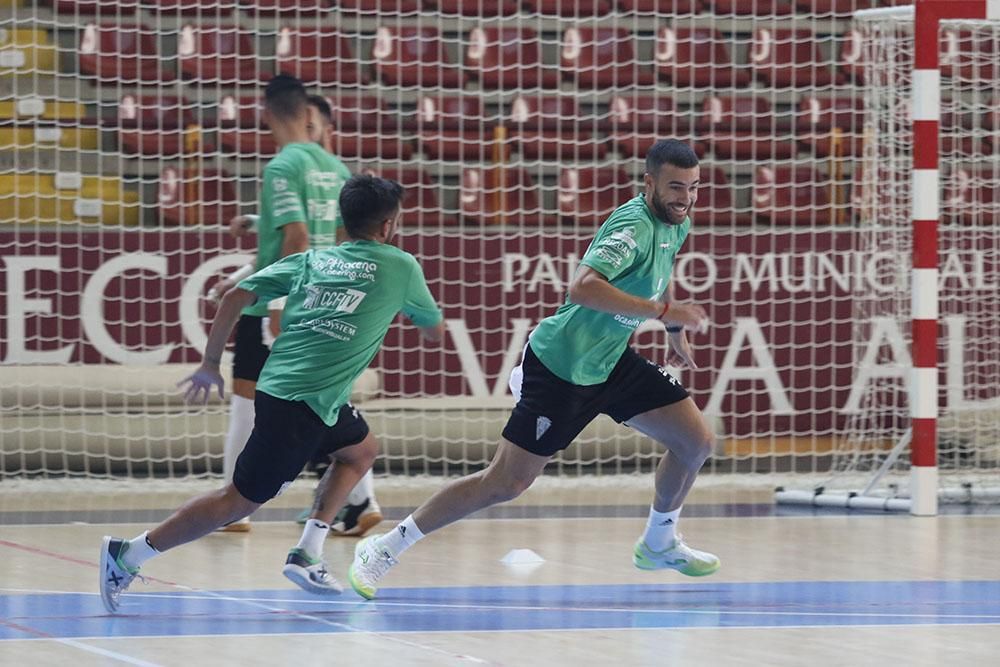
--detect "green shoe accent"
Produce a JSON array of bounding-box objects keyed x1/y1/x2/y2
[
  {"x1": 632, "y1": 538, "x2": 720, "y2": 577},
  {"x1": 295, "y1": 508, "x2": 310, "y2": 525}
]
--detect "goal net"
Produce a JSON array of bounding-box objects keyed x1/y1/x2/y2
[{"x1": 2, "y1": 1, "x2": 992, "y2": 493}]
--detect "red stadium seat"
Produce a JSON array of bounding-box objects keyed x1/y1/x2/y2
[
  {"x1": 325, "y1": 94, "x2": 399, "y2": 132},
  {"x1": 365, "y1": 167, "x2": 454, "y2": 225},
  {"x1": 507, "y1": 95, "x2": 606, "y2": 160},
  {"x1": 275, "y1": 27, "x2": 368, "y2": 85},
  {"x1": 217, "y1": 95, "x2": 275, "y2": 155},
  {"x1": 116, "y1": 94, "x2": 198, "y2": 157},
  {"x1": 838, "y1": 27, "x2": 866, "y2": 84},
  {"x1": 619, "y1": 0, "x2": 700, "y2": 13},
  {"x1": 696, "y1": 166, "x2": 752, "y2": 225},
  {"x1": 143, "y1": 0, "x2": 233, "y2": 14},
  {"x1": 600, "y1": 94, "x2": 690, "y2": 134},
  {"x1": 753, "y1": 166, "x2": 834, "y2": 226},
  {"x1": 178, "y1": 24, "x2": 260, "y2": 83},
  {"x1": 465, "y1": 26, "x2": 560, "y2": 90},
  {"x1": 750, "y1": 28, "x2": 839, "y2": 88},
  {"x1": 337, "y1": 0, "x2": 420, "y2": 11},
  {"x1": 460, "y1": 167, "x2": 545, "y2": 225},
  {"x1": 558, "y1": 167, "x2": 635, "y2": 225},
  {"x1": 49, "y1": 0, "x2": 138, "y2": 14},
  {"x1": 158, "y1": 167, "x2": 238, "y2": 226},
  {"x1": 708, "y1": 0, "x2": 792, "y2": 14},
  {"x1": 940, "y1": 27, "x2": 998, "y2": 81},
  {"x1": 561, "y1": 28, "x2": 654, "y2": 88},
  {"x1": 699, "y1": 96, "x2": 796, "y2": 160},
  {"x1": 526, "y1": 0, "x2": 612, "y2": 16},
  {"x1": 78, "y1": 23, "x2": 170, "y2": 83},
  {"x1": 944, "y1": 166, "x2": 1000, "y2": 224},
  {"x1": 240, "y1": 0, "x2": 328, "y2": 15},
  {"x1": 434, "y1": 0, "x2": 520, "y2": 15},
  {"x1": 796, "y1": 0, "x2": 873, "y2": 15},
  {"x1": 371, "y1": 26, "x2": 465, "y2": 88},
  {"x1": 655, "y1": 26, "x2": 751, "y2": 88},
  {"x1": 415, "y1": 95, "x2": 504, "y2": 162},
  {"x1": 796, "y1": 95, "x2": 865, "y2": 157}
]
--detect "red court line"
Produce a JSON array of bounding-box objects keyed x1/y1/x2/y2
[{"x1": 0, "y1": 538, "x2": 179, "y2": 587}]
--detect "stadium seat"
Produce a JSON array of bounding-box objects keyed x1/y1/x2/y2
[
  {"x1": 142, "y1": 0, "x2": 233, "y2": 14},
  {"x1": 337, "y1": 0, "x2": 420, "y2": 11},
  {"x1": 371, "y1": 26, "x2": 465, "y2": 88},
  {"x1": 78, "y1": 23, "x2": 170, "y2": 83},
  {"x1": 434, "y1": 0, "x2": 519, "y2": 15},
  {"x1": 753, "y1": 166, "x2": 834, "y2": 226},
  {"x1": 699, "y1": 96, "x2": 796, "y2": 160},
  {"x1": 465, "y1": 26, "x2": 560, "y2": 90},
  {"x1": 708, "y1": 0, "x2": 792, "y2": 14},
  {"x1": 600, "y1": 94, "x2": 690, "y2": 134},
  {"x1": 750, "y1": 28, "x2": 839, "y2": 88},
  {"x1": 0, "y1": 126, "x2": 99, "y2": 151},
  {"x1": 116, "y1": 94, "x2": 198, "y2": 157},
  {"x1": 240, "y1": 0, "x2": 327, "y2": 15},
  {"x1": 274, "y1": 27, "x2": 368, "y2": 85},
  {"x1": 178, "y1": 24, "x2": 260, "y2": 83},
  {"x1": 217, "y1": 95, "x2": 275, "y2": 155},
  {"x1": 944, "y1": 166, "x2": 999, "y2": 224},
  {"x1": 366, "y1": 167, "x2": 454, "y2": 225},
  {"x1": 561, "y1": 27, "x2": 654, "y2": 88},
  {"x1": 837, "y1": 27, "x2": 865, "y2": 83},
  {"x1": 459, "y1": 167, "x2": 546, "y2": 225},
  {"x1": 158, "y1": 167, "x2": 238, "y2": 226},
  {"x1": 940, "y1": 27, "x2": 997, "y2": 82},
  {"x1": 655, "y1": 26, "x2": 751, "y2": 88},
  {"x1": 558, "y1": 167, "x2": 635, "y2": 225},
  {"x1": 619, "y1": 0, "x2": 700, "y2": 13},
  {"x1": 507, "y1": 95, "x2": 606, "y2": 160},
  {"x1": 696, "y1": 166, "x2": 752, "y2": 225},
  {"x1": 0, "y1": 29, "x2": 57, "y2": 77},
  {"x1": 796, "y1": 0, "x2": 873, "y2": 14},
  {"x1": 0, "y1": 172, "x2": 139, "y2": 226},
  {"x1": 526, "y1": 0, "x2": 612, "y2": 16},
  {"x1": 47, "y1": 0, "x2": 138, "y2": 13},
  {"x1": 796, "y1": 95, "x2": 865, "y2": 157},
  {"x1": 415, "y1": 95, "x2": 504, "y2": 162},
  {"x1": 325, "y1": 94, "x2": 411, "y2": 160}
]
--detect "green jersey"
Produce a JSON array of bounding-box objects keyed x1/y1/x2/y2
[
  {"x1": 237, "y1": 241, "x2": 442, "y2": 426},
  {"x1": 246, "y1": 142, "x2": 351, "y2": 316},
  {"x1": 529, "y1": 196, "x2": 691, "y2": 386}
]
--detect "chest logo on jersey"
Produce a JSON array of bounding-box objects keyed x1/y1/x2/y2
[{"x1": 303, "y1": 286, "x2": 367, "y2": 313}]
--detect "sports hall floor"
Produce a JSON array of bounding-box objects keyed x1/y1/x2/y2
[{"x1": 2, "y1": 477, "x2": 998, "y2": 666}]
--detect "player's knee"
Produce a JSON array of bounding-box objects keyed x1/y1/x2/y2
[
  {"x1": 488, "y1": 473, "x2": 534, "y2": 503},
  {"x1": 687, "y1": 432, "x2": 715, "y2": 468}
]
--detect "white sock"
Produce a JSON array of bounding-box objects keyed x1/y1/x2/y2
[
  {"x1": 375, "y1": 515, "x2": 424, "y2": 557},
  {"x1": 641, "y1": 506, "x2": 681, "y2": 552},
  {"x1": 296, "y1": 519, "x2": 330, "y2": 559},
  {"x1": 223, "y1": 395, "x2": 255, "y2": 482},
  {"x1": 122, "y1": 531, "x2": 159, "y2": 571},
  {"x1": 346, "y1": 469, "x2": 375, "y2": 506}
]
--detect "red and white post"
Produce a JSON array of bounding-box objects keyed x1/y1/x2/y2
[{"x1": 910, "y1": 0, "x2": 999, "y2": 516}]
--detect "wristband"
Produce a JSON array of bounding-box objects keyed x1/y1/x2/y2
[
  {"x1": 657, "y1": 301, "x2": 670, "y2": 321},
  {"x1": 666, "y1": 325, "x2": 683, "y2": 333},
  {"x1": 206, "y1": 263, "x2": 255, "y2": 303},
  {"x1": 244, "y1": 214, "x2": 260, "y2": 231}
]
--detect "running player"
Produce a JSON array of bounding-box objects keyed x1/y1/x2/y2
[
  {"x1": 348, "y1": 139, "x2": 719, "y2": 600},
  {"x1": 99, "y1": 174, "x2": 444, "y2": 612},
  {"x1": 212, "y1": 76, "x2": 350, "y2": 532}
]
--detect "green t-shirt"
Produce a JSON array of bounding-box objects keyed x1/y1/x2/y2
[
  {"x1": 237, "y1": 241, "x2": 442, "y2": 425},
  {"x1": 529, "y1": 195, "x2": 691, "y2": 386},
  {"x1": 246, "y1": 142, "x2": 351, "y2": 316}
]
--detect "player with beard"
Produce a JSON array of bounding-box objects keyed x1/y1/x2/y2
[{"x1": 348, "y1": 139, "x2": 720, "y2": 600}]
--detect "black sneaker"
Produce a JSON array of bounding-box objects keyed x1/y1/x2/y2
[{"x1": 330, "y1": 498, "x2": 384, "y2": 537}]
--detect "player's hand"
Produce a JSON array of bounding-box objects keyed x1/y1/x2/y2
[
  {"x1": 206, "y1": 277, "x2": 237, "y2": 305},
  {"x1": 666, "y1": 329, "x2": 698, "y2": 370},
  {"x1": 178, "y1": 364, "x2": 225, "y2": 404},
  {"x1": 261, "y1": 316, "x2": 277, "y2": 349},
  {"x1": 662, "y1": 302, "x2": 710, "y2": 335},
  {"x1": 229, "y1": 215, "x2": 254, "y2": 238}
]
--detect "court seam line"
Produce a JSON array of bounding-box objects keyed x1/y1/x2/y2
[{"x1": 0, "y1": 614, "x2": 162, "y2": 666}]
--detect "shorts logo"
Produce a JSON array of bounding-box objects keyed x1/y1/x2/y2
[{"x1": 536, "y1": 416, "x2": 552, "y2": 440}]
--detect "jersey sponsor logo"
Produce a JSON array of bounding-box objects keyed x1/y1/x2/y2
[
  {"x1": 610, "y1": 229, "x2": 638, "y2": 249},
  {"x1": 613, "y1": 314, "x2": 643, "y2": 329},
  {"x1": 307, "y1": 199, "x2": 339, "y2": 221},
  {"x1": 303, "y1": 286, "x2": 367, "y2": 313},
  {"x1": 305, "y1": 170, "x2": 346, "y2": 188},
  {"x1": 311, "y1": 256, "x2": 379, "y2": 281},
  {"x1": 536, "y1": 416, "x2": 552, "y2": 440},
  {"x1": 272, "y1": 177, "x2": 289, "y2": 192},
  {"x1": 300, "y1": 316, "x2": 358, "y2": 341}
]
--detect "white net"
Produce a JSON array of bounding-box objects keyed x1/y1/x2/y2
[{"x1": 1, "y1": 1, "x2": 946, "y2": 482}]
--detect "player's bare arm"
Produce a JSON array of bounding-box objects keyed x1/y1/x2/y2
[
  {"x1": 280, "y1": 221, "x2": 310, "y2": 257},
  {"x1": 418, "y1": 321, "x2": 446, "y2": 342}
]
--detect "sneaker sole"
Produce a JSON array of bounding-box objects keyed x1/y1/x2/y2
[
  {"x1": 331, "y1": 511, "x2": 383, "y2": 538},
  {"x1": 633, "y1": 552, "x2": 721, "y2": 577},
  {"x1": 99, "y1": 535, "x2": 118, "y2": 613},
  {"x1": 282, "y1": 563, "x2": 343, "y2": 595},
  {"x1": 217, "y1": 520, "x2": 251, "y2": 533}
]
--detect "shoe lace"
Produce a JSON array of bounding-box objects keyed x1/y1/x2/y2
[{"x1": 362, "y1": 546, "x2": 397, "y2": 582}]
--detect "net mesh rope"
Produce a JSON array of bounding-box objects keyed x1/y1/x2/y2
[{"x1": 3, "y1": 1, "x2": 990, "y2": 484}]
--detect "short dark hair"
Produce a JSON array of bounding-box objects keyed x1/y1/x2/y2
[
  {"x1": 645, "y1": 139, "x2": 699, "y2": 175},
  {"x1": 339, "y1": 174, "x2": 404, "y2": 238},
  {"x1": 307, "y1": 94, "x2": 332, "y2": 126},
  {"x1": 264, "y1": 74, "x2": 307, "y2": 121}
]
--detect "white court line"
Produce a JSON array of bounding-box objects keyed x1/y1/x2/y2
[{"x1": 54, "y1": 638, "x2": 163, "y2": 667}]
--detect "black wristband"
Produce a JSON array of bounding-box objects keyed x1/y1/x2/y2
[{"x1": 665, "y1": 325, "x2": 683, "y2": 333}]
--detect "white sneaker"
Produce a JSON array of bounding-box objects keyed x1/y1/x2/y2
[
  {"x1": 282, "y1": 548, "x2": 343, "y2": 595},
  {"x1": 99, "y1": 536, "x2": 140, "y2": 613},
  {"x1": 348, "y1": 534, "x2": 397, "y2": 600},
  {"x1": 633, "y1": 535, "x2": 720, "y2": 577}
]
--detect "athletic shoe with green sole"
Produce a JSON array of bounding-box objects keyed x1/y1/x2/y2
[
  {"x1": 282, "y1": 547, "x2": 343, "y2": 595},
  {"x1": 99, "y1": 536, "x2": 140, "y2": 613},
  {"x1": 348, "y1": 534, "x2": 397, "y2": 600},
  {"x1": 633, "y1": 536, "x2": 720, "y2": 577}
]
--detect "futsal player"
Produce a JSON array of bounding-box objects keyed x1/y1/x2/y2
[
  {"x1": 349, "y1": 139, "x2": 720, "y2": 600},
  {"x1": 99, "y1": 174, "x2": 444, "y2": 612}
]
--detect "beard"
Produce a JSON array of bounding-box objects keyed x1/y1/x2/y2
[{"x1": 651, "y1": 188, "x2": 688, "y2": 225}]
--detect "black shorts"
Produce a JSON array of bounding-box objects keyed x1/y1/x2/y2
[
  {"x1": 232, "y1": 315, "x2": 270, "y2": 382},
  {"x1": 233, "y1": 392, "x2": 371, "y2": 504},
  {"x1": 502, "y1": 344, "x2": 690, "y2": 457}
]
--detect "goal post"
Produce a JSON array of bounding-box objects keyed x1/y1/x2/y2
[{"x1": 776, "y1": 0, "x2": 1000, "y2": 515}]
